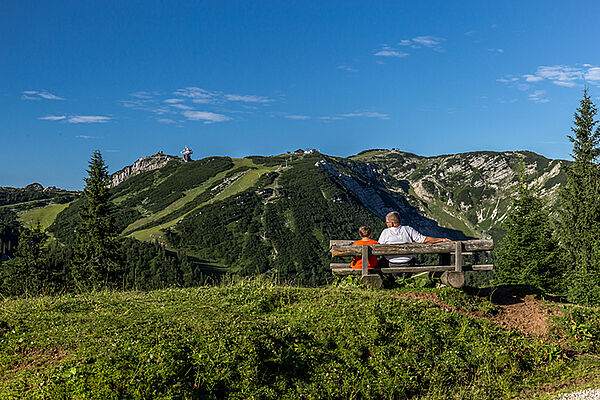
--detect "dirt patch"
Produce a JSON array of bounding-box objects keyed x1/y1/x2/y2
[
  {"x1": 487, "y1": 290, "x2": 563, "y2": 338},
  {"x1": 11, "y1": 347, "x2": 68, "y2": 372},
  {"x1": 397, "y1": 292, "x2": 443, "y2": 304},
  {"x1": 397, "y1": 287, "x2": 564, "y2": 338}
]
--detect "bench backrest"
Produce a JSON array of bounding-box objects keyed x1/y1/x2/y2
[{"x1": 330, "y1": 239, "x2": 494, "y2": 257}]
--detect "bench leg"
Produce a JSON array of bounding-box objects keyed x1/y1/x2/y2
[
  {"x1": 440, "y1": 271, "x2": 465, "y2": 289},
  {"x1": 360, "y1": 275, "x2": 383, "y2": 288}
]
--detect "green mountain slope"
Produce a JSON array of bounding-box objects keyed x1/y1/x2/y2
[
  {"x1": 44, "y1": 149, "x2": 567, "y2": 284},
  {"x1": 0, "y1": 184, "x2": 79, "y2": 212}
]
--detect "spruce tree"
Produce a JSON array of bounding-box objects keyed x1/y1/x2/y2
[
  {"x1": 0, "y1": 223, "x2": 53, "y2": 295},
  {"x1": 558, "y1": 88, "x2": 600, "y2": 304},
  {"x1": 73, "y1": 150, "x2": 119, "y2": 290},
  {"x1": 0, "y1": 208, "x2": 21, "y2": 258},
  {"x1": 495, "y1": 170, "x2": 562, "y2": 291}
]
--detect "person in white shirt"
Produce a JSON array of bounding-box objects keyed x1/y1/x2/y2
[{"x1": 378, "y1": 211, "x2": 451, "y2": 266}]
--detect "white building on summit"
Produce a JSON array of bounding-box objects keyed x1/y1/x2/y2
[{"x1": 181, "y1": 146, "x2": 193, "y2": 162}]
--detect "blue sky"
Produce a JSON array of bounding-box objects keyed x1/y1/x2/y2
[{"x1": 2, "y1": 1, "x2": 600, "y2": 190}]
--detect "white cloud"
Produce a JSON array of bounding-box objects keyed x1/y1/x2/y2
[
  {"x1": 411, "y1": 36, "x2": 443, "y2": 48},
  {"x1": 76, "y1": 135, "x2": 98, "y2": 139},
  {"x1": 337, "y1": 65, "x2": 358, "y2": 72},
  {"x1": 586, "y1": 67, "x2": 600, "y2": 81},
  {"x1": 498, "y1": 64, "x2": 600, "y2": 103},
  {"x1": 68, "y1": 115, "x2": 111, "y2": 123},
  {"x1": 321, "y1": 111, "x2": 390, "y2": 121},
  {"x1": 320, "y1": 116, "x2": 344, "y2": 121},
  {"x1": 285, "y1": 115, "x2": 310, "y2": 120},
  {"x1": 22, "y1": 90, "x2": 64, "y2": 100},
  {"x1": 39, "y1": 115, "x2": 66, "y2": 121},
  {"x1": 397, "y1": 36, "x2": 445, "y2": 52},
  {"x1": 536, "y1": 65, "x2": 583, "y2": 86},
  {"x1": 173, "y1": 87, "x2": 216, "y2": 102},
  {"x1": 151, "y1": 106, "x2": 171, "y2": 115},
  {"x1": 553, "y1": 80, "x2": 577, "y2": 87},
  {"x1": 374, "y1": 49, "x2": 408, "y2": 58},
  {"x1": 487, "y1": 48, "x2": 504, "y2": 53},
  {"x1": 182, "y1": 111, "x2": 231, "y2": 123},
  {"x1": 170, "y1": 103, "x2": 193, "y2": 110},
  {"x1": 528, "y1": 90, "x2": 549, "y2": 103},
  {"x1": 39, "y1": 114, "x2": 111, "y2": 123},
  {"x1": 129, "y1": 91, "x2": 158, "y2": 99},
  {"x1": 497, "y1": 76, "x2": 519, "y2": 83},
  {"x1": 523, "y1": 74, "x2": 544, "y2": 82},
  {"x1": 157, "y1": 118, "x2": 177, "y2": 124},
  {"x1": 122, "y1": 87, "x2": 274, "y2": 124},
  {"x1": 340, "y1": 111, "x2": 390, "y2": 119},
  {"x1": 224, "y1": 94, "x2": 273, "y2": 103}
]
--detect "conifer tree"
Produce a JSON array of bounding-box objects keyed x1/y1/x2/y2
[
  {"x1": 0, "y1": 208, "x2": 21, "y2": 257},
  {"x1": 0, "y1": 223, "x2": 53, "y2": 295},
  {"x1": 495, "y1": 170, "x2": 562, "y2": 291},
  {"x1": 558, "y1": 88, "x2": 600, "y2": 304},
  {"x1": 73, "y1": 150, "x2": 119, "y2": 290}
]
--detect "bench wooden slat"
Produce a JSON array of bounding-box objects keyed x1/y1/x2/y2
[
  {"x1": 331, "y1": 264, "x2": 494, "y2": 274},
  {"x1": 455, "y1": 242, "x2": 463, "y2": 272},
  {"x1": 361, "y1": 244, "x2": 369, "y2": 277},
  {"x1": 330, "y1": 239, "x2": 494, "y2": 257}
]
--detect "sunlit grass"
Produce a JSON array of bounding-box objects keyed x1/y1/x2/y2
[
  {"x1": 1, "y1": 280, "x2": 598, "y2": 399},
  {"x1": 127, "y1": 158, "x2": 277, "y2": 244},
  {"x1": 18, "y1": 203, "x2": 71, "y2": 230}
]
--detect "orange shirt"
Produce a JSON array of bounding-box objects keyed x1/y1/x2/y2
[{"x1": 350, "y1": 238, "x2": 379, "y2": 269}]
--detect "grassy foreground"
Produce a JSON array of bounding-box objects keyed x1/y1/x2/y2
[{"x1": 1, "y1": 280, "x2": 599, "y2": 399}]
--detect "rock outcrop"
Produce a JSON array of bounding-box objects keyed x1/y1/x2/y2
[{"x1": 110, "y1": 151, "x2": 181, "y2": 188}]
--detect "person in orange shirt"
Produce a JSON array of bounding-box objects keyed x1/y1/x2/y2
[{"x1": 350, "y1": 225, "x2": 379, "y2": 269}]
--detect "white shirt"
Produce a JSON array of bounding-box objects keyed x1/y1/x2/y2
[{"x1": 378, "y1": 226, "x2": 426, "y2": 265}]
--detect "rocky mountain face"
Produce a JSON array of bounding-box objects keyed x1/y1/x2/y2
[
  {"x1": 48, "y1": 149, "x2": 568, "y2": 284},
  {"x1": 317, "y1": 150, "x2": 566, "y2": 239},
  {"x1": 110, "y1": 151, "x2": 181, "y2": 188}
]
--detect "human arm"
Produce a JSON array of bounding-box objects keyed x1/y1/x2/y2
[{"x1": 423, "y1": 236, "x2": 451, "y2": 244}]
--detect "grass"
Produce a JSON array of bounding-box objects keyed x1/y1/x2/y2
[
  {"x1": 127, "y1": 158, "x2": 277, "y2": 245},
  {"x1": 1, "y1": 280, "x2": 599, "y2": 399},
  {"x1": 423, "y1": 200, "x2": 479, "y2": 238},
  {"x1": 407, "y1": 186, "x2": 479, "y2": 238},
  {"x1": 18, "y1": 203, "x2": 72, "y2": 230},
  {"x1": 122, "y1": 170, "x2": 231, "y2": 235},
  {"x1": 349, "y1": 149, "x2": 388, "y2": 161}
]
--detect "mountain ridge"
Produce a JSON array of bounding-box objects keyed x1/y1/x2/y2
[
  {"x1": 0, "y1": 148, "x2": 567, "y2": 284},
  {"x1": 41, "y1": 148, "x2": 567, "y2": 284}
]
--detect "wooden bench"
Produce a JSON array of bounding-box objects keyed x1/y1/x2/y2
[{"x1": 330, "y1": 239, "x2": 494, "y2": 288}]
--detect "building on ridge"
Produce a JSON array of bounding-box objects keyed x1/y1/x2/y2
[{"x1": 181, "y1": 146, "x2": 193, "y2": 162}]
